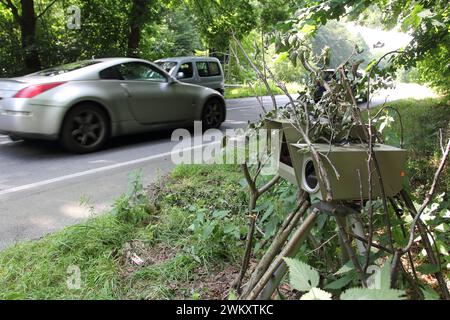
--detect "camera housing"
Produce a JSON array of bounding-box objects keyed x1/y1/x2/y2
[{"x1": 290, "y1": 143, "x2": 407, "y2": 200}]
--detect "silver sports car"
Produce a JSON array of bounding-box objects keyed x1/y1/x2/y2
[{"x1": 0, "y1": 57, "x2": 226, "y2": 153}]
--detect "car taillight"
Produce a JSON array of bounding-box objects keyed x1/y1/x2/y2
[{"x1": 13, "y1": 82, "x2": 67, "y2": 98}]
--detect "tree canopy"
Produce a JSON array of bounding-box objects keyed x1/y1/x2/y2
[{"x1": 0, "y1": 0, "x2": 447, "y2": 92}]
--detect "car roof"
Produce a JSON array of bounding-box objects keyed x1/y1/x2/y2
[
  {"x1": 16, "y1": 57, "x2": 168, "y2": 82},
  {"x1": 155, "y1": 56, "x2": 220, "y2": 63}
]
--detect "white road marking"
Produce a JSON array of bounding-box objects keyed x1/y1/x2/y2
[
  {"x1": 227, "y1": 106, "x2": 254, "y2": 111},
  {"x1": 89, "y1": 160, "x2": 116, "y2": 164},
  {"x1": 0, "y1": 141, "x2": 220, "y2": 197},
  {"x1": 224, "y1": 120, "x2": 248, "y2": 124}
]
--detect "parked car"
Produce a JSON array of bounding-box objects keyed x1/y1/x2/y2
[
  {"x1": 155, "y1": 56, "x2": 225, "y2": 95},
  {"x1": 0, "y1": 57, "x2": 226, "y2": 153}
]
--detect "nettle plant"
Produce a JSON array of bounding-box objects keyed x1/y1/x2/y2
[{"x1": 283, "y1": 258, "x2": 406, "y2": 300}]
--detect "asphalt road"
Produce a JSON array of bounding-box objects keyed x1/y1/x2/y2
[{"x1": 0, "y1": 84, "x2": 435, "y2": 250}]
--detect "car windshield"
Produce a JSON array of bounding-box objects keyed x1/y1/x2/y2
[
  {"x1": 28, "y1": 60, "x2": 100, "y2": 77},
  {"x1": 155, "y1": 61, "x2": 177, "y2": 73}
]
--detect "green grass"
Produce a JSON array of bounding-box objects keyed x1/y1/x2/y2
[
  {"x1": 0, "y1": 164, "x2": 248, "y2": 300},
  {"x1": 368, "y1": 96, "x2": 450, "y2": 195},
  {"x1": 224, "y1": 82, "x2": 304, "y2": 99}
]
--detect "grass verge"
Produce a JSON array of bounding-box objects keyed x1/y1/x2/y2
[
  {"x1": 0, "y1": 165, "x2": 249, "y2": 299},
  {"x1": 369, "y1": 96, "x2": 450, "y2": 196},
  {"x1": 224, "y1": 82, "x2": 303, "y2": 99}
]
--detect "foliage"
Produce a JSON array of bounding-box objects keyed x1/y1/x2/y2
[
  {"x1": 140, "y1": 6, "x2": 203, "y2": 60},
  {"x1": 371, "y1": 97, "x2": 450, "y2": 194},
  {"x1": 284, "y1": 258, "x2": 406, "y2": 300},
  {"x1": 224, "y1": 82, "x2": 303, "y2": 99},
  {"x1": 0, "y1": 165, "x2": 249, "y2": 299},
  {"x1": 183, "y1": 0, "x2": 256, "y2": 52},
  {"x1": 274, "y1": 0, "x2": 450, "y2": 93},
  {"x1": 311, "y1": 20, "x2": 372, "y2": 69},
  {"x1": 111, "y1": 171, "x2": 152, "y2": 225}
]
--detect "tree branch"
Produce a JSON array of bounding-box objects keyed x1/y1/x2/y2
[
  {"x1": 37, "y1": 0, "x2": 59, "y2": 19},
  {"x1": 1, "y1": 0, "x2": 21, "y2": 23},
  {"x1": 402, "y1": 138, "x2": 450, "y2": 253}
]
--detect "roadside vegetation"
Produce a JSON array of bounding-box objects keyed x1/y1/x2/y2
[
  {"x1": 0, "y1": 96, "x2": 448, "y2": 300},
  {"x1": 224, "y1": 82, "x2": 304, "y2": 99}
]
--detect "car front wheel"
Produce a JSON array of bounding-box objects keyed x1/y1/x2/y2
[{"x1": 60, "y1": 104, "x2": 109, "y2": 153}]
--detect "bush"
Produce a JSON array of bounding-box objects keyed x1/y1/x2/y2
[{"x1": 372, "y1": 97, "x2": 450, "y2": 195}]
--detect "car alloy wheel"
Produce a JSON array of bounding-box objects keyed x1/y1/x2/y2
[
  {"x1": 202, "y1": 99, "x2": 223, "y2": 129},
  {"x1": 70, "y1": 111, "x2": 105, "y2": 147},
  {"x1": 61, "y1": 104, "x2": 109, "y2": 153}
]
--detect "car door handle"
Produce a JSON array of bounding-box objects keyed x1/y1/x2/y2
[{"x1": 120, "y1": 83, "x2": 132, "y2": 97}]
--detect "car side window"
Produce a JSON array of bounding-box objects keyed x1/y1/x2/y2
[
  {"x1": 178, "y1": 63, "x2": 193, "y2": 79},
  {"x1": 208, "y1": 62, "x2": 221, "y2": 76},
  {"x1": 118, "y1": 62, "x2": 167, "y2": 82},
  {"x1": 196, "y1": 62, "x2": 209, "y2": 77},
  {"x1": 99, "y1": 66, "x2": 124, "y2": 80}
]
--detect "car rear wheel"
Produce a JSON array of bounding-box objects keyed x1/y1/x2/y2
[
  {"x1": 202, "y1": 98, "x2": 224, "y2": 130},
  {"x1": 60, "y1": 104, "x2": 109, "y2": 153}
]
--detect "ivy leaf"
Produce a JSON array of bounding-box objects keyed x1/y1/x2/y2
[
  {"x1": 283, "y1": 258, "x2": 319, "y2": 292},
  {"x1": 341, "y1": 288, "x2": 406, "y2": 300},
  {"x1": 300, "y1": 287, "x2": 332, "y2": 300}
]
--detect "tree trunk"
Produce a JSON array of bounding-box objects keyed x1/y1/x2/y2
[
  {"x1": 127, "y1": 0, "x2": 148, "y2": 57},
  {"x1": 20, "y1": 0, "x2": 41, "y2": 72}
]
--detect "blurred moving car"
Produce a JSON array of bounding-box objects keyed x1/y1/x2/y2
[
  {"x1": 155, "y1": 57, "x2": 225, "y2": 95},
  {"x1": 0, "y1": 58, "x2": 226, "y2": 153}
]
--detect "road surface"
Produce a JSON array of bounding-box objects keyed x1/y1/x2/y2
[{"x1": 0, "y1": 84, "x2": 435, "y2": 250}]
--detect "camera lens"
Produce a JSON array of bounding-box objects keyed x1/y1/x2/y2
[{"x1": 304, "y1": 159, "x2": 318, "y2": 191}]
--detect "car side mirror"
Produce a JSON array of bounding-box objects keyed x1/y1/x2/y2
[{"x1": 176, "y1": 72, "x2": 185, "y2": 79}]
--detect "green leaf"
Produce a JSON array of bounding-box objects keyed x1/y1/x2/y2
[
  {"x1": 283, "y1": 258, "x2": 319, "y2": 292},
  {"x1": 300, "y1": 287, "x2": 332, "y2": 300},
  {"x1": 202, "y1": 223, "x2": 215, "y2": 239},
  {"x1": 227, "y1": 290, "x2": 237, "y2": 300},
  {"x1": 300, "y1": 24, "x2": 316, "y2": 35},
  {"x1": 325, "y1": 272, "x2": 355, "y2": 290},
  {"x1": 417, "y1": 9, "x2": 434, "y2": 19},
  {"x1": 212, "y1": 210, "x2": 229, "y2": 219},
  {"x1": 260, "y1": 205, "x2": 274, "y2": 223},
  {"x1": 421, "y1": 286, "x2": 440, "y2": 300},
  {"x1": 274, "y1": 52, "x2": 289, "y2": 64},
  {"x1": 341, "y1": 288, "x2": 406, "y2": 300},
  {"x1": 378, "y1": 259, "x2": 392, "y2": 290},
  {"x1": 417, "y1": 263, "x2": 440, "y2": 275},
  {"x1": 334, "y1": 262, "x2": 353, "y2": 275}
]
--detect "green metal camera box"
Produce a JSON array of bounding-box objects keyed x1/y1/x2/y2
[{"x1": 290, "y1": 143, "x2": 407, "y2": 201}]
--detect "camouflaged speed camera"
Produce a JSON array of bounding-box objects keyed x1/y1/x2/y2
[
  {"x1": 265, "y1": 118, "x2": 302, "y2": 185},
  {"x1": 290, "y1": 143, "x2": 407, "y2": 200}
]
